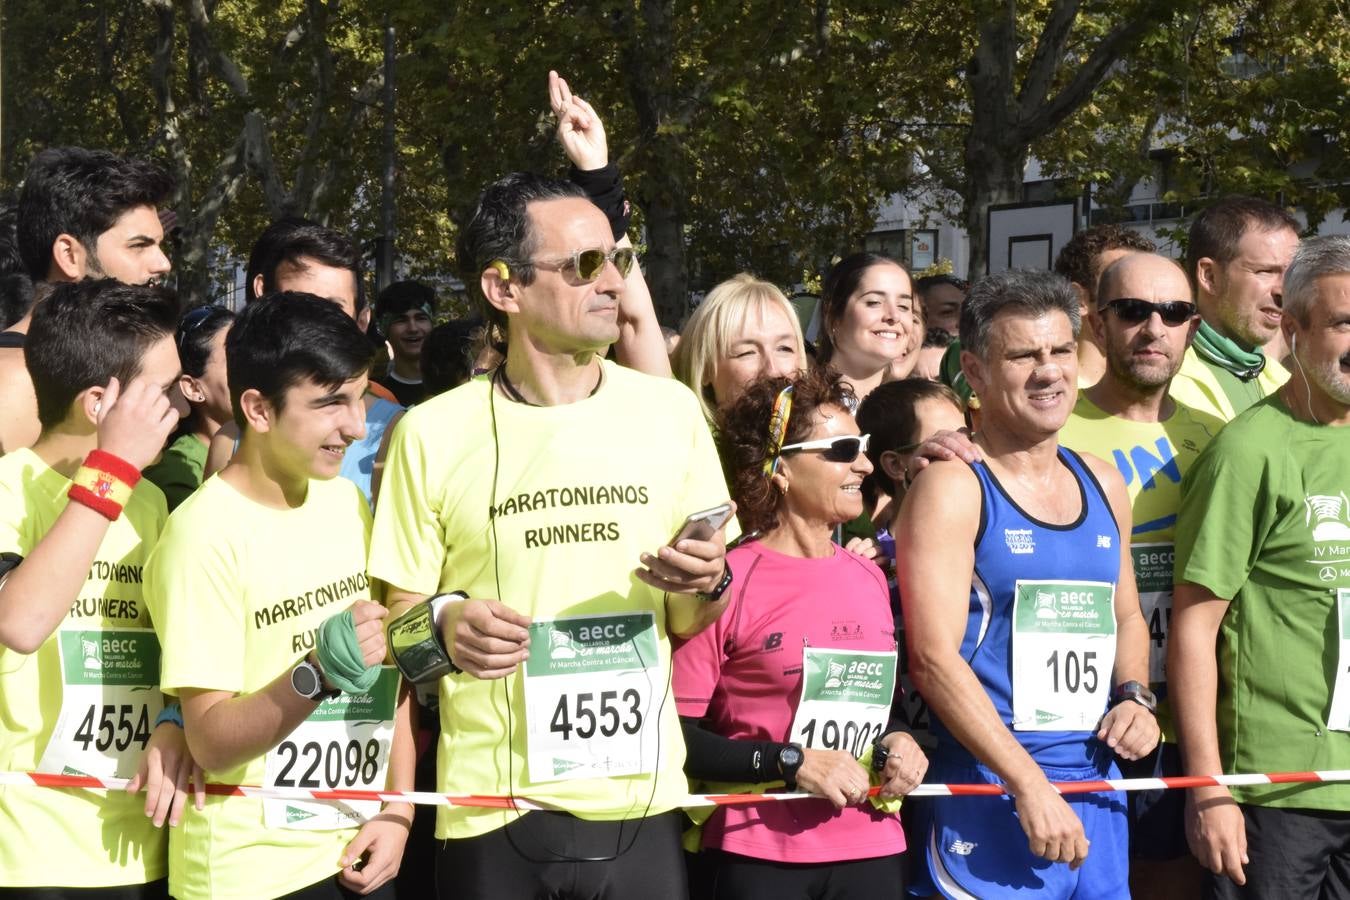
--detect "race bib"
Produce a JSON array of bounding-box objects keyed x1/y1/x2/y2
[
  {"x1": 38, "y1": 628, "x2": 163, "y2": 779},
  {"x1": 1329, "y1": 590, "x2": 1350, "y2": 732},
  {"x1": 1132, "y1": 543, "x2": 1174, "y2": 686},
  {"x1": 1011, "y1": 580, "x2": 1116, "y2": 732},
  {"x1": 788, "y1": 647, "x2": 897, "y2": 759},
  {"x1": 522, "y1": 612, "x2": 660, "y2": 783},
  {"x1": 262, "y1": 667, "x2": 399, "y2": 831}
]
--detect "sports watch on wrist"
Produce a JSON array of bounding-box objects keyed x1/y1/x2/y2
[
  {"x1": 291, "y1": 658, "x2": 339, "y2": 702},
  {"x1": 698, "y1": 564, "x2": 734, "y2": 603},
  {"x1": 1109, "y1": 680, "x2": 1157, "y2": 714},
  {"x1": 777, "y1": 743, "x2": 805, "y2": 790}
]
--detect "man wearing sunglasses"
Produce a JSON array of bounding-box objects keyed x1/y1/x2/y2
[
  {"x1": 1171, "y1": 196, "x2": 1300, "y2": 422},
  {"x1": 897, "y1": 270, "x2": 1157, "y2": 900},
  {"x1": 1059, "y1": 252, "x2": 1223, "y2": 899},
  {"x1": 1171, "y1": 236, "x2": 1350, "y2": 898},
  {"x1": 369, "y1": 171, "x2": 733, "y2": 899}
]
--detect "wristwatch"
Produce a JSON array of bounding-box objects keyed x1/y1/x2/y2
[
  {"x1": 698, "y1": 565, "x2": 734, "y2": 603},
  {"x1": 776, "y1": 743, "x2": 805, "y2": 790},
  {"x1": 1110, "y1": 680, "x2": 1157, "y2": 714},
  {"x1": 291, "y1": 658, "x2": 339, "y2": 702}
]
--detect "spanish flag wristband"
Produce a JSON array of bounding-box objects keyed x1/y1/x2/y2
[{"x1": 68, "y1": 450, "x2": 141, "y2": 521}]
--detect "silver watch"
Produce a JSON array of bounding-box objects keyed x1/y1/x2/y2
[{"x1": 291, "y1": 658, "x2": 339, "y2": 701}]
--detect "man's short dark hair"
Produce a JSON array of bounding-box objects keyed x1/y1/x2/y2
[
  {"x1": 245, "y1": 218, "x2": 366, "y2": 311},
  {"x1": 375, "y1": 280, "x2": 436, "y2": 322},
  {"x1": 959, "y1": 270, "x2": 1080, "y2": 359},
  {"x1": 226, "y1": 292, "x2": 376, "y2": 428},
  {"x1": 0, "y1": 195, "x2": 34, "y2": 328},
  {"x1": 25, "y1": 279, "x2": 179, "y2": 429},
  {"x1": 915, "y1": 274, "x2": 969, "y2": 297},
  {"x1": 455, "y1": 172, "x2": 588, "y2": 330},
  {"x1": 1185, "y1": 196, "x2": 1301, "y2": 282},
  {"x1": 17, "y1": 147, "x2": 174, "y2": 281},
  {"x1": 1053, "y1": 225, "x2": 1155, "y2": 304},
  {"x1": 421, "y1": 318, "x2": 484, "y2": 396}
]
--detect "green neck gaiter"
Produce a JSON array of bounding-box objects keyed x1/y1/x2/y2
[{"x1": 1192, "y1": 320, "x2": 1266, "y2": 381}]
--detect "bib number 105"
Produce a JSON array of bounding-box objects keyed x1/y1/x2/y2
[
  {"x1": 73, "y1": 703, "x2": 151, "y2": 753},
  {"x1": 549, "y1": 689, "x2": 643, "y2": 741},
  {"x1": 1045, "y1": 650, "x2": 1099, "y2": 695}
]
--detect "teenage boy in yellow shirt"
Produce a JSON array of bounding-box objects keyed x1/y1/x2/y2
[
  {"x1": 146, "y1": 293, "x2": 414, "y2": 900},
  {"x1": 0, "y1": 279, "x2": 198, "y2": 898}
]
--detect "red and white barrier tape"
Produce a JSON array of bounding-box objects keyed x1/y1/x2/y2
[{"x1": 5, "y1": 769, "x2": 1350, "y2": 809}]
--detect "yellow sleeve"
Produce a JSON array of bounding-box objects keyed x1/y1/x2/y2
[
  {"x1": 675, "y1": 388, "x2": 740, "y2": 543},
  {"x1": 368, "y1": 412, "x2": 445, "y2": 594},
  {"x1": 146, "y1": 516, "x2": 247, "y2": 695}
]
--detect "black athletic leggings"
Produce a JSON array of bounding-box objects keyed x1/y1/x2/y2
[
  {"x1": 435, "y1": 810, "x2": 687, "y2": 900},
  {"x1": 699, "y1": 849, "x2": 907, "y2": 900},
  {"x1": 0, "y1": 884, "x2": 167, "y2": 900}
]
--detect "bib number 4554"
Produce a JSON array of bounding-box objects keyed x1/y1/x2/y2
[{"x1": 73, "y1": 703, "x2": 152, "y2": 754}]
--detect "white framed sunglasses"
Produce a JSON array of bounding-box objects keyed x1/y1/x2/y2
[{"x1": 779, "y1": 433, "x2": 870, "y2": 463}]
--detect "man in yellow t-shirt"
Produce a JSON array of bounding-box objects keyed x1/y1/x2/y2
[
  {"x1": 370, "y1": 173, "x2": 734, "y2": 899},
  {"x1": 0, "y1": 280, "x2": 193, "y2": 898},
  {"x1": 1059, "y1": 252, "x2": 1220, "y2": 899},
  {"x1": 146, "y1": 295, "x2": 414, "y2": 900},
  {"x1": 1170, "y1": 196, "x2": 1300, "y2": 422}
]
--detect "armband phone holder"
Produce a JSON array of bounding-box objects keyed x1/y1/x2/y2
[{"x1": 388, "y1": 593, "x2": 465, "y2": 684}]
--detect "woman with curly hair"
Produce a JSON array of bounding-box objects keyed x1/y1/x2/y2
[{"x1": 673, "y1": 366, "x2": 927, "y2": 899}]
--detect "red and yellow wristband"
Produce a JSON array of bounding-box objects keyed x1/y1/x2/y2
[{"x1": 67, "y1": 449, "x2": 141, "y2": 521}]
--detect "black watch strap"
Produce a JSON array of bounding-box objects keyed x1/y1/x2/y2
[{"x1": 699, "y1": 565, "x2": 734, "y2": 603}]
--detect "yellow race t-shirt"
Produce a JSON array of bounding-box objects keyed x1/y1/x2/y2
[
  {"x1": 0, "y1": 447, "x2": 168, "y2": 887},
  {"x1": 1059, "y1": 393, "x2": 1223, "y2": 738},
  {"x1": 146, "y1": 474, "x2": 376, "y2": 900},
  {"x1": 369, "y1": 361, "x2": 733, "y2": 840}
]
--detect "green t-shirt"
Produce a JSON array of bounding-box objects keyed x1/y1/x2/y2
[
  {"x1": 369, "y1": 360, "x2": 734, "y2": 841},
  {"x1": 142, "y1": 432, "x2": 208, "y2": 512},
  {"x1": 1175, "y1": 393, "x2": 1350, "y2": 809}
]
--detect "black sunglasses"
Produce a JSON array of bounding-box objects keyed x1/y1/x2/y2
[{"x1": 1102, "y1": 298, "x2": 1197, "y2": 326}]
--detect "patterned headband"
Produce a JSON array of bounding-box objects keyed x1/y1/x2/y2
[{"x1": 761, "y1": 385, "x2": 795, "y2": 477}]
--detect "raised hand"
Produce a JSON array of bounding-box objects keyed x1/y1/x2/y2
[
  {"x1": 549, "y1": 70, "x2": 608, "y2": 171},
  {"x1": 96, "y1": 375, "x2": 181, "y2": 471}
]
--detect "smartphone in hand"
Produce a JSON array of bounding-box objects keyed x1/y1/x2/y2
[{"x1": 669, "y1": 502, "x2": 734, "y2": 547}]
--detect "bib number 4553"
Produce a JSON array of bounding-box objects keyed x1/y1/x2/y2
[{"x1": 549, "y1": 689, "x2": 643, "y2": 741}]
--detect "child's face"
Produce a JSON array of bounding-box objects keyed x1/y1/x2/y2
[{"x1": 264, "y1": 372, "x2": 369, "y2": 481}]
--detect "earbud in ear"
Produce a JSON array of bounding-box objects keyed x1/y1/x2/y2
[
  {"x1": 490, "y1": 260, "x2": 511, "y2": 282},
  {"x1": 93, "y1": 401, "x2": 101, "y2": 415},
  {"x1": 1291, "y1": 333, "x2": 1297, "y2": 353}
]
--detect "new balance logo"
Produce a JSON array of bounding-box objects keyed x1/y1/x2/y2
[
  {"x1": 1004, "y1": 529, "x2": 1034, "y2": 555},
  {"x1": 763, "y1": 632, "x2": 783, "y2": 651},
  {"x1": 948, "y1": 840, "x2": 977, "y2": 856},
  {"x1": 1096, "y1": 535, "x2": 1112, "y2": 549}
]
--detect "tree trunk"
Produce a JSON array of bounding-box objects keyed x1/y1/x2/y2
[
  {"x1": 964, "y1": 134, "x2": 1027, "y2": 276},
  {"x1": 618, "y1": 0, "x2": 690, "y2": 326}
]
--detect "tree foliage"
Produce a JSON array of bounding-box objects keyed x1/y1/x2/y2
[{"x1": 1, "y1": 0, "x2": 1345, "y2": 317}]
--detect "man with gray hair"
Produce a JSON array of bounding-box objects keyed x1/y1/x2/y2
[
  {"x1": 898, "y1": 270, "x2": 1157, "y2": 898},
  {"x1": 1172, "y1": 235, "x2": 1350, "y2": 897}
]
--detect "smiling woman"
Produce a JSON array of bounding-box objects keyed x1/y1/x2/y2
[
  {"x1": 817, "y1": 253, "x2": 918, "y2": 407},
  {"x1": 673, "y1": 274, "x2": 809, "y2": 424},
  {"x1": 674, "y1": 365, "x2": 925, "y2": 897}
]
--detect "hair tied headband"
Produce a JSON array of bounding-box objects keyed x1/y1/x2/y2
[{"x1": 762, "y1": 384, "x2": 795, "y2": 477}]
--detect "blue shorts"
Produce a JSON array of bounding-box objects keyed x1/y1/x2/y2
[{"x1": 908, "y1": 757, "x2": 1129, "y2": 899}]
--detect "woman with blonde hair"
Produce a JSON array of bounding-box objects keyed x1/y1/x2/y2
[{"x1": 674, "y1": 273, "x2": 808, "y2": 424}]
